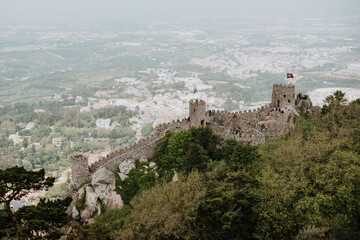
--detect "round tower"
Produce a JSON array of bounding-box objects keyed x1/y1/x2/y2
[
  {"x1": 71, "y1": 154, "x2": 91, "y2": 189},
  {"x1": 271, "y1": 84, "x2": 295, "y2": 109},
  {"x1": 189, "y1": 99, "x2": 206, "y2": 128}
]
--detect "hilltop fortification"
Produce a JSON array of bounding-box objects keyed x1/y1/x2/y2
[{"x1": 66, "y1": 84, "x2": 314, "y2": 221}]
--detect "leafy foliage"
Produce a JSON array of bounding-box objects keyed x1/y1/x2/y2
[
  {"x1": 0, "y1": 166, "x2": 55, "y2": 204},
  {"x1": 117, "y1": 166, "x2": 156, "y2": 205},
  {"x1": 117, "y1": 171, "x2": 206, "y2": 240},
  {"x1": 222, "y1": 138, "x2": 259, "y2": 171},
  {"x1": 75, "y1": 187, "x2": 87, "y2": 212},
  {"x1": 15, "y1": 197, "x2": 72, "y2": 239},
  {"x1": 253, "y1": 95, "x2": 360, "y2": 239},
  {"x1": 67, "y1": 222, "x2": 112, "y2": 240},
  {"x1": 0, "y1": 166, "x2": 61, "y2": 239},
  {"x1": 95, "y1": 205, "x2": 133, "y2": 238},
  {"x1": 153, "y1": 127, "x2": 220, "y2": 176},
  {"x1": 321, "y1": 90, "x2": 347, "y2": 115},
  {"x1": 193, "y1": 165, "x2": 255, "y2": 240}
]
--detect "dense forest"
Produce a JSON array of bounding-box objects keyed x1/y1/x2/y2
[{"x1": 1, "y1": 91, "x2": 360, "y2": 240}]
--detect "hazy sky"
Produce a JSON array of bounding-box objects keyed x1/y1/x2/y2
[{"x1": 1, "y1": 0, "x2": 359, "y2": 26}]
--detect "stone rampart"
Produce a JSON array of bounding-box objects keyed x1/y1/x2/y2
[
  {"x1": 68, "y1": 85, "x2": 307, "y2": 219},
  {"x1": 74, "y1": 102, "x2": 279, "y2": 184},
  {"x1": 210, "y1": 105, "x2": 271, "y2": 129},
  {"x1": 87, "y1": 103, "x2": 274, "y2": 176},
  {"x1": 88, "y1": 119, "x2": 189, "y2": 174},
  {"x1": 207, "y1": 122, "x2": 231, "y2": 140},
  {"x1": 74, "y1": 96, "x2": 293, "y2": 187},
  {"x1": 236, "y1": 129, "x2": 266, "y2": 146}
]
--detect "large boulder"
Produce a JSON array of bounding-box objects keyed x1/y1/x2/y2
[
  {"x1": 91, "y1": 167, "x2": 124, "y2": 210},
  {"x1": 118, "y1": 172, "x2": 128, "y2": 181},
  {"x1": 119, "y1": 159, "x2": 135, "y2": 175},
  {"x1": 106, "y1": 191, "x2": 124, "y2": 210},
  {"x1": 80, "y1": 186, "x2": 99, "y2": 221},
  {"x1": 172, "y1": 170, "x2": 179, "y2": 182},
  {"x1": 71, "y1": 205, "x2": 79, "y2": 220},
  {"x1": 92, "y1": 167, "x2": 116, "y2": 202},
  {"x1": 296, "y1": 98, "x2": 315, "y2": 114},
  {"x1": 149, "y1": 162, "x2": 156, "y2": 169},
  {"x1": 92, "y1": 167, "x2": 116, "y2": 186}
]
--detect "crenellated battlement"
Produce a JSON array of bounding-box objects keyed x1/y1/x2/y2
[
  {"x1": 86, "y1": 119, "x2": 190, "y2": 174},
  {"x1": 70, "y1": 84, "x2": 306, "y2": 189},
  {"x1": 83, "y1": 102, "x2": 275, "y2": 176},
  {"x1": 272, "y1": 84, "x2": 295, "y2": 87},
  {"x1": 189, "y1": 99, "x2": 206, "y2": 105}
]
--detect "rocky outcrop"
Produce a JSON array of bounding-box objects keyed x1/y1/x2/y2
[
  {"x1": 71, "y1": 186, "x2": 99, "y2": 221},
  {"x1": 80, "y1": 186, "x2": 99, "y2": 220},
  {"x1": 172, "y1": 170, "x2": 179, "y2": 182},
  {"x1": 119, "y1": 159, "x2": 135, "y2": 175},
  {"x1": 149, "y1": 162, "x2": 156, "y2": 169},
  {"x1": 71, "y1": 167, "x2": 123, "y2": 222},
  {"x1": 296, "y1": 97, "x2": 316, "y2": 114},
  {"x1": 118, "y1": 172, "x2": 128, "y2": 181},
  {"x1": 106, "y1": 191, "x2": 123, "y2": 210}
]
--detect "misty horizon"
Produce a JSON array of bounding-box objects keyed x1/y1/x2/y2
[{"x1": 1, "y1": 0, "x2": 360, "y2": 27}]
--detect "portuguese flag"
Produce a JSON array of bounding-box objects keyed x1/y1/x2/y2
[{"x1": 287, "y1": 73, "x2": 294, "y2": 78}]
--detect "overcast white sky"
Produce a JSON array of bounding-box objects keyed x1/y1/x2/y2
[{"x1": 0, "y1": 0, "x2": 359, "y2": 25}]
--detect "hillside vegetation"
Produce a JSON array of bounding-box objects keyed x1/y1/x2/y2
[
  {"x1": 0, "y1": 101, "x2": 136, "y2": 176},
  {"x1": 1, "y1": 92, "x2": 359, "y2": 240},
  {"x1": 68, "y1": 92, "x2": 360, "y2": 240}
]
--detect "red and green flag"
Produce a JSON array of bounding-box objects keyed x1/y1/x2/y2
[{"x1": 287, "y1": 73, "x2": 294, "y2": 78}]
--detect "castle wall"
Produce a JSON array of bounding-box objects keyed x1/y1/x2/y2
[
  {"x1": 210, "y1": 105, "x2": 270, "y2": 131},
  {"x1": 88, "y1": 120, "x2": 190, "y2": 173},
  {"x1": 271, "y1": 84, "x2": 295, "y2": 109},
  {"x1": 72, "y1": 84, "x2": 300, "y2": 187}
]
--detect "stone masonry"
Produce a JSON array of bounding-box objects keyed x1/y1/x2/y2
[
  {"x1": 68, "y1": 84, "x2": 312, "y2": 192},
  {"x1": 70, "y1": 155, "x2": 91, "y2": 189},
  {"x1": 271, "y1": 84, "x2": 295, "y2": 109},
  {"x1": 189, "y1": 99, "x2": 207, "y2": 127}
]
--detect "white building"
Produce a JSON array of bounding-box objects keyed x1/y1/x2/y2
[
  {"x1": 52, "y1": 138, "x2": 62, "y2": 148},
  {"x1": 96, "y1": 119, "x2": 111, "y2": 128}
]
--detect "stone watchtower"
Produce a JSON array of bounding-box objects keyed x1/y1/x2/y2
[
  {"x1": 189, "y1": 99, "x2": 207, "y2": 127},
  {"x1": 271, "y1": 84, "x2": 295, "y2": 109},
  {"x1": 71, "y1": 154, "x2": 91, "y2": 190}
]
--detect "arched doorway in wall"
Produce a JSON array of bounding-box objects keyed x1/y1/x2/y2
[{"x1": 201, "y1": 120, "x2": 204, "y2": 126}]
